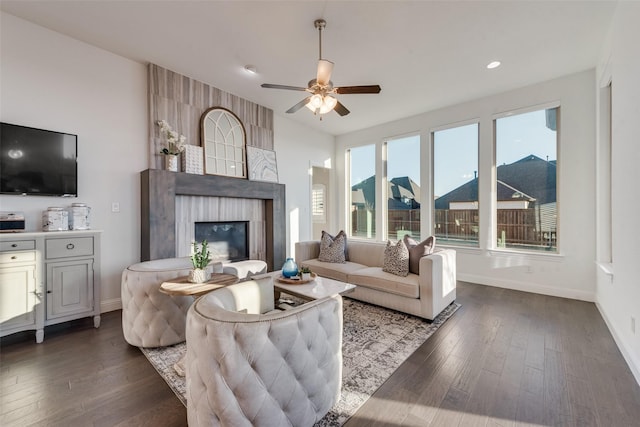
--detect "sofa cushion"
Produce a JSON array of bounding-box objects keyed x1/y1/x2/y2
[
  {"x1": 404, "y1": 235, "x2": 436, "y2": 275},
  {"x1": 347, "y1": 267, "x2": 419, "y2": 299},
  {"x1": 318, "y1": 230, "x2": 347, "y2": 263},
  {"x1": 382, "y1": 239, "x2": 409, "y2": 277},
  {"x1": 300, "y1": 259, "x2": 366, "y2": 283}
]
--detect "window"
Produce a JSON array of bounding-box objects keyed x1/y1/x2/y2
[
  {"x1": 312, "y1": 184, "x2": 326, "y2": 222},
  {"x1": 433, "y1": 123, "x2": 479, "y2": 246},
  {"x1": 386, "y1": 135, "x2": 421, "y2": 241},
  {"x1": 349, "y1": 144, "x2": 376, "y2": 239},
  {"x1": 495, "y1": 107, "x2": 558, "y2": 252}
]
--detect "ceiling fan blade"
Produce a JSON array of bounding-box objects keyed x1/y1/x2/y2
[
  {"x1": 286, "y1": 96, "x2": 312, "y2": 114},
  {"x1": 261, "y1": 83, "x2": 308, "y2": 91},
  {"x1": 334, "y1": 100, "x2": 350, "y2": 116},
  {"x1": 335, "y1": 85, "x2": 382, "y2": 95},
  {"x1": 316, "y1": 59, "x2": 334, "y2": 86}
]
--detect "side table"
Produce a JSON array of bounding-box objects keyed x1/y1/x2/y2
[
  {"x1": 159, "y1": 273, "x2": 238, "y2": 376},
  {"x1": 159, "y1": 273, "x2": 238, "y2": 297}
]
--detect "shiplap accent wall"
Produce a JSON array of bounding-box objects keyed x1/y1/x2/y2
[
  {"x1": 175, "y1": 196, "x2": 266, "y2": 260},
  {"x1": 147, "y1": 64, "x2": 276, "y2": 262},
  {"x1": 148, "y1": 64, "x2": 274, "y2": 169}
]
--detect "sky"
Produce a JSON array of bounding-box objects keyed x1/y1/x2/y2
[{"x1": 350, "y1": 108, "x2": 557, "y2": 198}]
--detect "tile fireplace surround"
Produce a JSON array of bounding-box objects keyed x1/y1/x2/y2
[{"x1": 140, "y1": 169, "x2": 286, "y2": 271}]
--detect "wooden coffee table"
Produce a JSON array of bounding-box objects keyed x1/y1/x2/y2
[{"x1": 159, "y1": 273, "x2": 238, "y2": 297}]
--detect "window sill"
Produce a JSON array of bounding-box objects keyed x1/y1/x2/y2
[
  {"x1": 486, "y1": 248, "x2": 564, "y2": 262},
  {"x1": 438, "y1": 243, "x2": 565, "y2": 262}
]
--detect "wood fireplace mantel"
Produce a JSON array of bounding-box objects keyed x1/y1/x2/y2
[{"x1": 140, "y1": 169, "x2": 285, "y2": 271}]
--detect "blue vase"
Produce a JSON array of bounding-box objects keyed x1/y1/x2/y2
[{"x1": 281, "y1": 258, "x2": 299, "y2": 278}]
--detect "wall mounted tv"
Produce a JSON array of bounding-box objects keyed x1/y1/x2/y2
[{"x1": 0, "y1": 122, "x2": 78, "y2": 197}]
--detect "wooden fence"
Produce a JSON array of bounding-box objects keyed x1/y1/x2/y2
[{"x1": 352, "y1": 207, "x2": 556, "y2": 250}]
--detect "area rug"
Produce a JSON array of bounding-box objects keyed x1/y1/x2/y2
[{"x1": 141, "y1": 299, "x2": 460, "y2": 426}]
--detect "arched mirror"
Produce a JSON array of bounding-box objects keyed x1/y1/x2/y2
[{"x1": 201, "y1": 107, "x2": 247, "y2": 178}]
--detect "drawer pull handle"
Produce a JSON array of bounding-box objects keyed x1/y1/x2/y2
[
  {"x1": 11, "y1": 255, "x2": 17, "y2": 260},
  {"x1": 11, "y1": 243, "x2": 18, "y2": 248},
  {"x1": 66, "y1": 243, "x2": 75, "y2": 250}
]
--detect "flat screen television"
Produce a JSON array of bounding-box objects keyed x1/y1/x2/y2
[{"x1": 0, "y1": 122, "x2": 78, "y2": 197}]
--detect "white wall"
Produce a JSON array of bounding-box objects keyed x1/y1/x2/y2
[
  {"x1": 596, "y1": 2, "x2": 640, "y2": 384},
  {"x1": 273, "y1": 114, "x2": 335, "y2": 261},
  {"x1": 0, "y1": 13, "x2": 148, "y2": 311},
  {"x1": 336, "y1": 70, "x2": 597, "y2": 302},
  {"x1": 0, "y1": 13, "x2": 335, "y2": 312}
]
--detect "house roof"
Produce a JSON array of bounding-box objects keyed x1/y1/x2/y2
[
  {"x1": 435, "y1": 154, "x2": 557, "y2": 209},
  {"x1": 352, "y1": 176, "x2": 421, "y2": 210}
]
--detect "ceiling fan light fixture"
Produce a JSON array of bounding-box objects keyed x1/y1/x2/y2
[
  {"x1": 322, "y1": 95, "x2": 338, "y2": 113},
  {"x1": 305, "y1": 94, "x2": 337, "y2": 114},
  {"x1": 309, "y1": 94, "x2": 323, "y2": 109}
]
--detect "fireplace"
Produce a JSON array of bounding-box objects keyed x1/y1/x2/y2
[
  {"x1": 195, "y1": 221, "x2": 249, "y2": 262},
  {"x1": 141, "y1": 169, "x2": 285, "y2": 271}
]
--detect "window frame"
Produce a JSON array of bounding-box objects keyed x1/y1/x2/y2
[
  {"x1": 346, "y1": 144, "x2": 378, "y2": 240},
  {"x1": 492, "y1": 102, "x2": 561, "y2": 254},
  {"x1": 383, "y1": 133, "x2": 422, "y2": 242},
  {"x1": 431, "y1": 119, "x2": 481, "y2": 248}
]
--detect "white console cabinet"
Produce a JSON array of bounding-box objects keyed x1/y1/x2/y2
[{"x1": 0, "y1": 231, "x2": 101, "y2": 343}]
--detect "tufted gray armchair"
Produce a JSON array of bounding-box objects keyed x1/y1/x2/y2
[
  {"x1": 185, "y1": 275, "x2": 343, "y2": 427},
  {"x1": 121, "y1": 257, "x2": 223, "y2": 348}
]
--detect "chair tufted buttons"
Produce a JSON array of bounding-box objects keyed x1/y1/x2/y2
[{"x1": 185, "y1": 294, "x2": 343, "y2": 426}]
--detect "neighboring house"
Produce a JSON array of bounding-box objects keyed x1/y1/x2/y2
[
  {"x1": 352, "y1": 176, "x2": 421, "y2": 238},
  {"x1": 434, "y1": 154, "x2": 557, "y2": 247}
]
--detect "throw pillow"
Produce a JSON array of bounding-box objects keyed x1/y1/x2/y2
[
  {"x1": 382, "y1": 239, "x2": 410, "y2": 277},
  {"x1": 318, "y1": 230, "x2": 347, "y2": 263},
  {"x1": 403, "y1": 235, "x2": 436, "y2": 275}
]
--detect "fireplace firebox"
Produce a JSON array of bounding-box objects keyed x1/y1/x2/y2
[{"x1": 195, "y1": 221, "x2": 249, "y2": 262}]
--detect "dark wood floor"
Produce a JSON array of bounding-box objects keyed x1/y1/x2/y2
[{"x1": 2, "y1": 282, "x2": 640, "y2": 426}]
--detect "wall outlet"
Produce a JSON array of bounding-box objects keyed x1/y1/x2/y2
[
  {"x1": 111, "y1": 202, "x2": 120, "y2": 213},
  {"x1": 632, "y1": 316, "x2": 636, "y2": 334}
]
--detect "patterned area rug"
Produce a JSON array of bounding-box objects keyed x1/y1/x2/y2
[{"x1": 141, "y1": 299, "x2": 460, "y2": 426}]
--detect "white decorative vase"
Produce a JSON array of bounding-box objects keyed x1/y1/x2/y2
[
  {"x1": 165, "y1": 155, "x2": 179, "y2": 172},
  {"x1": 188, "y1": 268, "x2": 210, "y2": 284},
  {"x1": 301, "y1": 273, "x2": 311, "y2": 281}
]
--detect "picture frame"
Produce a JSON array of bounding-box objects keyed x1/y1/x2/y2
[{"x1": 246, "y1": 146, "x2": 279, "y2": 183}]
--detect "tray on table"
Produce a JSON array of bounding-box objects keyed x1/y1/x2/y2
[{"x1": 276, "y1": 273, "x2": 317, "y2": 284}]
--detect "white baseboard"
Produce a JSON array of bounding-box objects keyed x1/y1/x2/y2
[
  {"x1": 596, "y1": 302, "x2": 640, "y2": 386},
  {"x1": 100, "y1": 298, "x2": 122, "y2": 313},
  {"x1": 457, "y1": 273, "x2": 595, "y2": 302}
]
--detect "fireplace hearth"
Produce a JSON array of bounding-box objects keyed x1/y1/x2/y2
[{"x1": 195, "y1": 221, "x2": 249, "y2": 262}]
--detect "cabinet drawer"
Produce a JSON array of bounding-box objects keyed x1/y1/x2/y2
[
  {"x1": 0, "y1": 250, "x2": 36, "y2": 264},
  {"x1": 46, "y1": 237, "x2": 94, "y2": 259},
  {"x1": 0, "y1": 240, "x2": 36, "y2": 252}
]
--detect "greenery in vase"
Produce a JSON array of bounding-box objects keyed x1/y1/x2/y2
[
  {"x1": 157, "y1": 119, "x2": 186, "y2": 155},
  {"x1": 190, "y1": 240, "x2": 211, "y2": 270},
  {"x1": 299, "y1": 266, "x2": 312, "y2": 275}
]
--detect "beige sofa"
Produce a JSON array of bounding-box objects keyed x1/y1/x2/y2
[{"x1": 295, "y1": 240, "x2": 456, "y2": 320}]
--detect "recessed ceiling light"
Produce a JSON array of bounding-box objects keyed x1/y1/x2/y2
[
  {"x1": 487, "y1": 61, "x2": 501, "y2": 69},
  {"x1": 244, "y1": 65, "x2": 257, "y2": 74}
]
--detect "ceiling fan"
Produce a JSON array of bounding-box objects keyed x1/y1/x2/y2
[{"x1": 261, "y1": 19, "x2": 381, "y2": 118}]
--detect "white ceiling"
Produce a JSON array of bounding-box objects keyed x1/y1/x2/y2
[{"x1": 0, "y1": 1, "x2": 616, "y2": 136}]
